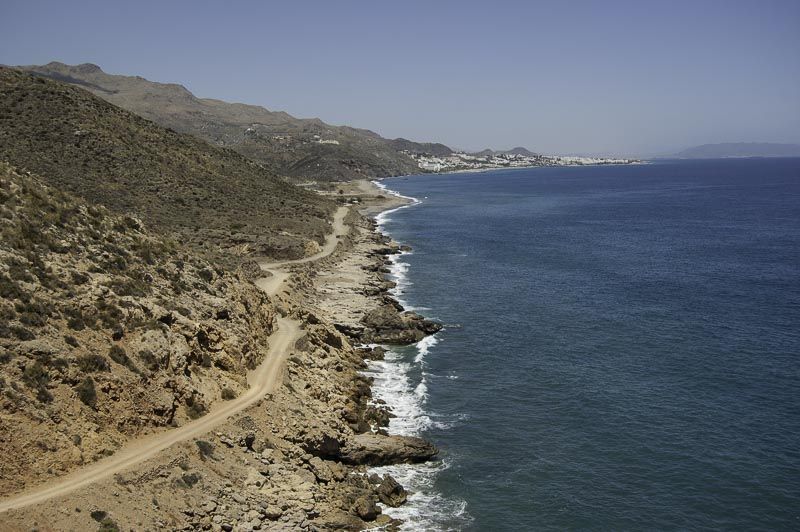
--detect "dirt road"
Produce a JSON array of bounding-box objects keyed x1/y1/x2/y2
[{"x1": 0, "y1": 206, "x2": 350, "y2": 513}]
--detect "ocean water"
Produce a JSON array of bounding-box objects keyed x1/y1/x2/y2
[{"x1": 367, "y1": 159, "x2": 800, "y2": 531}]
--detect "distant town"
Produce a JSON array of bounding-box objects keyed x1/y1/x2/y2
[{"x1": 408, "y1": 151, "x2": 637, "y2": 172}]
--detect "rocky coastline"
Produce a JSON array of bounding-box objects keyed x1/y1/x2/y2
[{"x1": 2, "y1": 180, "x2": 441, "y2": 531}]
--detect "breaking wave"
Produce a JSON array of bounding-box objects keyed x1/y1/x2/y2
[{"x1": 364, "y1": 180, "x2": 471, "y2": 530}]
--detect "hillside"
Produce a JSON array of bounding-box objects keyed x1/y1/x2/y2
[
  {"x1": 388, "y1": 137, "x2": 453, "y2": 157},
  {"x1": 673, "y1": 142, "x2": 800, "y2": 158},
  {"x1": 0, "y1": 162, "x2": 277, "y2": 494},
  {"x1": 0, "y1": 67, "x2": 335, "y2": 261},
  {"x1": 19, "y1": 62, "x2": 434, "y2": 181}
]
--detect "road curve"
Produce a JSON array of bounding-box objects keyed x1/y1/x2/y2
[{"x1": 0, "y1": 206, "x2": 350, "y2": 513}]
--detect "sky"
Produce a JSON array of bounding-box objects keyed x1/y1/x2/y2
[{"x1": 1, "y1": 0, "x2": 798, "y2": 156}]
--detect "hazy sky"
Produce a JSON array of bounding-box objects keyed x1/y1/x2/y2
[{"x1": 1, "y1": 0, "x2": 798, "y2": 155}]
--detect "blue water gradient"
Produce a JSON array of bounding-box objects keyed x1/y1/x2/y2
[{"x1": 378, "y1": 159, "x2": 800, "y2": 530}]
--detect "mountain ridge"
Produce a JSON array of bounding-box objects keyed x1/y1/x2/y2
[
  {"x1": 17, "y1": 62, "x2": 452, "y2": 181},
  {"x1": 470, "y1": 146, "x2": 538, "y2": 157},
  {"x1": 0, "y1": 67, "x2": 334, "y2": 262}
]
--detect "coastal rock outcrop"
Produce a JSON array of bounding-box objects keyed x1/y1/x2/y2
[
  {"x1": 340, "y1": 433, "x2": 439, "y2": 466},
  {"x1": 359, "y1": 303, "x2": 442, "y2": 344}
]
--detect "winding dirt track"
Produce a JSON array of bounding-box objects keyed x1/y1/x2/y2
[{"x1": 0, "y1": 206, "x2": 349, "y2": 513}]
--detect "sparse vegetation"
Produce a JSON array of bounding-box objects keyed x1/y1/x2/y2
[
  {"x1": 22, "y1": 361, "x2": 52, "y2": 403},
  {"x1": 0, "y1": 74, "x2": 292, "y2": 495},
  {"x1": 195, "y1": 439, "x2": 214, "y2": 460},
  {"x1": 221, "y1": 387, "x2": 237, "y2": 400},
  {"x1": 137, "y1": 349, "x2": 159, "y2": 371},
  {"x1": 77, "y1": 354, "x2": 110, "y2": 373},
  {"x1": 76, "y1": 377, "x2": 96, "y2": 408},
  {"x1": 64, "y1": 335, "x2": 80, "y2": 347},
  {"x1": 95, "y1": 299, "x2": 124, "y2": 329},
  {"x1": 179, "y1": 472, "x2": 200, "y2": 488},
  {"x1": 0, "y1": 67, "x2": 335, "y2": 265},
  {"x1": 185, "y1": 396, "x2": 207, "y2": 420},
  {"x1": 11, "y1": 325, "x2": 35, "y2": 340},
  {"x1": 108, "y1": 345, "x2": 127, "y2": 365},
  {"x1": 98, "y1": 517, "x2": 120, "y2": 532}
]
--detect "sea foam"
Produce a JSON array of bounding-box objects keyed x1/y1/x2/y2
[{"x1": 365, "y1": 179, "x2": 470, "y2": 530}]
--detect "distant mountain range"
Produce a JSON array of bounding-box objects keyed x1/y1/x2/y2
[
  {"x1": 672, "y1": 143, "x2": 800, "y2": 159},
  {"x1": 471, "y1": 147, "x2": 538, "y2": 157},
  {"x1": 16, "y1": 62, "x2": 453, "y2": 181}
]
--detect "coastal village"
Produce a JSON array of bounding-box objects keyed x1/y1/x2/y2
[{"x1": 409, "y1": 150, "x2": 636, "y2": 172}]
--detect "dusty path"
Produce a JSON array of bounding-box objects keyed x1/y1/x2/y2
[{"x1": 0, "y1": 206, "x2": 350, "y2": 513}]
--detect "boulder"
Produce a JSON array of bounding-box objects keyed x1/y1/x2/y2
[
  {"x1": 352, "y1": 496, "x2": 380, "y2": 521},
  {"x1": 376, "y1": 475, "x2": 407, "y2": 507}
]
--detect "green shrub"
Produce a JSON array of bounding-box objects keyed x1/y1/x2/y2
[
  {"x1": 104, "y1": 255, "x2": 128, "y2": 272},
  {"x1": 98, "y1": 516, "x2": 120, "y2": 532},
  {"x1": 11, "y1": 325, "x2": 35, "y2": 340},
  {"x1": 76, "y1": 354, "x2": 109, "y2": 372},
  {"x1": 6, "y1": 259, "x2": 35, "y2": 282},
  {"x1": 76, "y1": 377, "x2": 96, "y2": 408},
  {"x1": 71, "y1": 271, "x2": 90, "y2": 285},
  {"x1": 195, "y1": 439, "x2": 214, "y2": 460},
  {"x1": 23, "y1": 361, "x2": 52, "y2": 403},
  {"x1": 35, "y1": 387, "x2": 53, "y2": 403},
  {"x1": 15, "y1": 298, "x2": 53, "y2": 317},
  {"x1": 64, "y1": 335, "x2": 80, "y2": 347},
  {"x1": 108, "y1": 345, "x2": 128, "y2": 365},
  {"x1": 51, "y1": 357, "x2": 68, "y2": 371},
  {"x1": 185, "y1": 397, "x2": 206, "y2": 419},
  {"x1": 0, "y1": 274, "x2": 26, "y2": 301},
  {"x1": 67, "y1": 316, "x2": 86, "y2": 331},
  {"x1": 0, "y1": 305, "x2": 14, "y2": 320},
  {"x1": 19, "y1": 312, "x2": 46, "y2": 326},
  {"x1": 95, "y1": 299, "x2": 124, "y2": 329},
  {"x1": 109, "y1": 277, "x2": 148, "y2": 297},
  {"x1": 137, "y1": 349, "x2": 159, "y2": 371},
  {"x1": 180, "y1": 472, "x2": 200, "y2": 488},
  {"x1": 221, "y1": 387, "x2": 237, "y2": 400},
  {"x1": 23, "y1": 361, "x2": 48, "y2": 387}
]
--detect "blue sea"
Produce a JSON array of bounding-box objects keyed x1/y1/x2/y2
[{"x1": 366, "y1": 159, "x2": 800, "y2": 531}]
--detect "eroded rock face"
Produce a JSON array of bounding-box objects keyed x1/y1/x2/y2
[{"x1": 340, "y1": 433, "x2": 439, "y2": 466}]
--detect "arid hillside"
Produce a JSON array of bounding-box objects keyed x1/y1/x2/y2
[
  {"x1": 0, "y1": 162, "x2": 282, "y2": 495},
  {"x1": 18, "y1": 62, "x2": 439, "y2": 182},
  {"x1": 0, "y1": 67, "x2": 335, "y2": 262}
]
